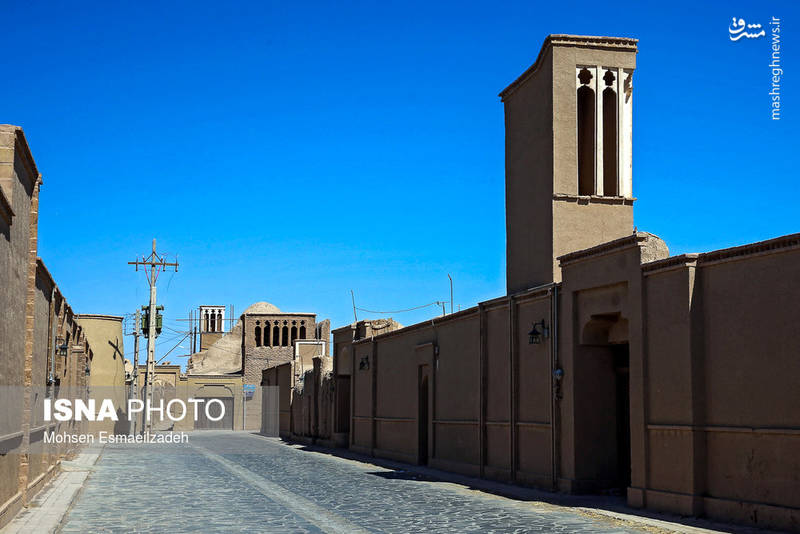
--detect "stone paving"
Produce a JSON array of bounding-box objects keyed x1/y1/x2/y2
[
  {"x1": 53, "y1": 432, "x2": 674, "y2": 533},
  {"x1": 2, "y1": 450, "x2": 100, "y2": 534}
]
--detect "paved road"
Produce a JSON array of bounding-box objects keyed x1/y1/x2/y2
[{"x1": 59, "y1": 431, "x2": 648, "y2": 533}]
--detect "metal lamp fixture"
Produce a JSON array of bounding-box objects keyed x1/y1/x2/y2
[
  {"x1": 359, "y1": 356, "x2": 370, "y2": 371},
  {"x1": 528, "y1": 320, "x2": 550, "y2": 345},
  {"x1": 56, "y1": 336, "x2": 69, "y2": 357}
]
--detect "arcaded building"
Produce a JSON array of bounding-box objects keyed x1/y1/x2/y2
[
  {"x1": 170, "y1": 302, "x2": 331, "y2": 431},
  {"x1": 287, "y1": 35, "x2": 800, "y2": 532}
]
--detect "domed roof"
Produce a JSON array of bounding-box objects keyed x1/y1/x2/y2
[{"x1": 244, "y1": 301, "x2": 282, "y2": 314}]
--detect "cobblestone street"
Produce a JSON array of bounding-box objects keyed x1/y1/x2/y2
[{"x1": 55, "y1": 431, "x2": 657, "y2": 533}]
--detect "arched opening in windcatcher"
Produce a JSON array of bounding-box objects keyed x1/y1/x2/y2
[
  {"x1": 602, "y1": 70, "x2": 618, "y2": 196},
  {"x1": 577, "y1": 78, "x2": 595, "y2": 195}
]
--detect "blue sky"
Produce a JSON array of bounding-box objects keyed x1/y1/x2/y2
[{"x1": 3, "y1": 1, "x2": 796, "y2": 366}]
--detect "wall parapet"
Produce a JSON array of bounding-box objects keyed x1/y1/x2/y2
[
  {"x1": 696, "y1": 232, "x2": 800, "y2": 266},
  {"x1": 558, "y1": 232, "x2": 653, "y2": 267},
  {"x1": 642, "y1": 232, "x2": 800, "y2": 275},
  {"x1": 642, "y1": 253, "x2": 699, "y2": 276}
]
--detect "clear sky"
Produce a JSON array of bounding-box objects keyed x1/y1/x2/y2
[{"x1": 3, "y1": 1, "x2": 796, "y2": 367}]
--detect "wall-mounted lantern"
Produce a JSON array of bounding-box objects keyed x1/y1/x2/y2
[
  {"x1": 84, "y1": 363, "x2": 91, "y2": 376},
  {"x1": 528, "y1": 320, "x2": 550, "y2": 345},
  {"x1": 359, "y1": 356, "x2": 370, "y2": 371},
  {"x1": 56, "y1": 336, "x2": 69, "y2": 357},
  {"x1": 552, "y1": 368, "x2": 564, "y2": 381}
]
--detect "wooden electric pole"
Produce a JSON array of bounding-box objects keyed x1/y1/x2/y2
[
  {"x1": 128, "y1": 239, "x2": 178, "y2": 434},
  {"x1": 131, "y1": 308, "x2": 141, "y2": 434}
]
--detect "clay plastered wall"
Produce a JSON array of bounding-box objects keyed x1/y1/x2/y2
[
  {"x1": 333, "y1": 332, "x2": 353, "y2": 377},
  {"x1": 78, "y1": 316, "x2": 126, "y2": 436},
  {"x1": 700, "y1": 248, "x2": 800, "y2": 512},
  {"x1": 0, "y1": 139, "x2": 32, "y2": 515},
  {"x1": 515, "y1": 295, "x2": 556, "y2": 486},
  {"x1": 431, "y1": 314, "x2": 480, "y2": 470},
  {"x1": 27, "y1": 269, "x2": 53, "y2": 487},
  {"x1": 347, "y1": 297, "x2": 555, "y2": 482},
  {"x1": 504, "y1": 47, "x2": 555, "y2": 292},
  {"x1": 276, "y1": 364, "x2": 292, "y2": 436},
  {"x1": 642, "y1": 238, "x2": 800, "y2": 530},
  {"x1": 485, "y1": 305, "x2": 510, "y2": 474},
  {"x1": 351, "y1": 342, "x2": 374, "y2": 451},
  {"x1": 318, "y1": 366, "x2": 334, "y2": 440},
  {"x1": 552, "y1": 201, "x2": 633, "y2": 283},
  {"x1": 0, "y1": 128, "x2": 35, "y2": 519},
  {"x1": 643, "y1": 264, "x2": 697, "y2": 498}
]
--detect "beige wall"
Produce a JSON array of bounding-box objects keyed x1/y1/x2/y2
[
  {"x1": 0, "y1": 126, "x2": 38, "y2": 525},
  {"x1": 642, "y1": 235, "x2": 800, "y2": 530},
  {"x1": 319, "y1": 232, "x2": 800, "y2": 532},
  {"x1": 77, "y1": 315, "x2": 127, "y2": 436},
  {"x1": 261, "y1": 363, "x2": 293, "y2": 437},
  {"x1": 135, "y1": 366, "x2": 245, "y2": 432},
  {"x1": 0, "y1": 126, "x2": 97, "y2": 529}
]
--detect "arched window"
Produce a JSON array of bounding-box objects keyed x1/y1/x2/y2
[
  {"x1": 577, "y1": 67, "x2": 595, "y2": 196},
  {"x1": 291, "y1": 326, "x2": 298, "y2": 344},
  {"x1": 209, "y1": 312, "x2": 216, "y2": 333},
  {"x1": 281, "y1": 324, "x2": 289, "y2": 347},
  {"x1": 577, "y1": 87, "x2": 595, "y2": 195},
  {"x1": 264, "y1": 322, "x2": 271, "y2": 346},
  {"x1": 204, "y1": 312, "x2": 209, "y2": 333},
  {"x1": 299, "y1": 323, "x2": 306, "y2": 339},
  {"x1": 273, "y1": 324, "x2": 280, "y2": 347},
  {"x1": 254, "y1": 323, "x2": 262, "y2": 347},
  {"x1": 602, "y1": 70, "x2": 618, "y2": 196}
]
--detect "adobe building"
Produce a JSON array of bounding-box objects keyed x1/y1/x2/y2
[
  {"x1": 75, "y1": 314, "x2": 129, "y2": 436},
  {"x1": 261, "y1": 340, "x2": 330, "y2": 440},
  {"x1": 0, "y1": 125, "x2": 104, "y2": 529},
  {"x1": 302, "y1": 35, "x2": 800, "y2": 532},
  {"x1": 146, "y1": 302, "x2": 331, "y2": 432}
]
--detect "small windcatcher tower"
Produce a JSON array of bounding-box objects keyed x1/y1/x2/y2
[
  {"x1": 500, "y1": 35, "x2": 637, "y2": 293},
  {"x1": 199, "y1": 305, "x2": 226, "y2": 350}
]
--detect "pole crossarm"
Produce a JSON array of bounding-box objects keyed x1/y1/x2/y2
[{"x1": 126, "y1": 239, "x2": 178, "y2": 434}]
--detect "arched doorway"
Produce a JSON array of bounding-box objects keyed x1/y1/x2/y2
[{"x1": 575, "y1": 313, "x2": 631, "y2": 492}]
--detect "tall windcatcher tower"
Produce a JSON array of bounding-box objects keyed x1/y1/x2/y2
[{"x1": 500, "y1": 35, "x2": 637, "y2": 293}]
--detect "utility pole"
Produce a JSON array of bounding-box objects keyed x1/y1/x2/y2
[
  {"x1": 131, "y1": 308, "x2": 140, "y2": 434},
  {"x1": 448, "y1": 273, "x2": 454, "y2": 315},
  {"x1": 128, "y1": 239, "x2": 178, "y2": 434},
  {"x1": 351, "y1": 290, "x2": 358, "y2": 323}
]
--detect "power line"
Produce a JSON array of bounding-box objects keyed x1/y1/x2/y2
[{"x1": 355, "y1": 301, "x2": 446, "y2": 314}]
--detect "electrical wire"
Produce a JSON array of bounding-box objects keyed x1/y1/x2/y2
[{"x1": 355, "y1": 301, "x2": 444, "y2": 314}]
